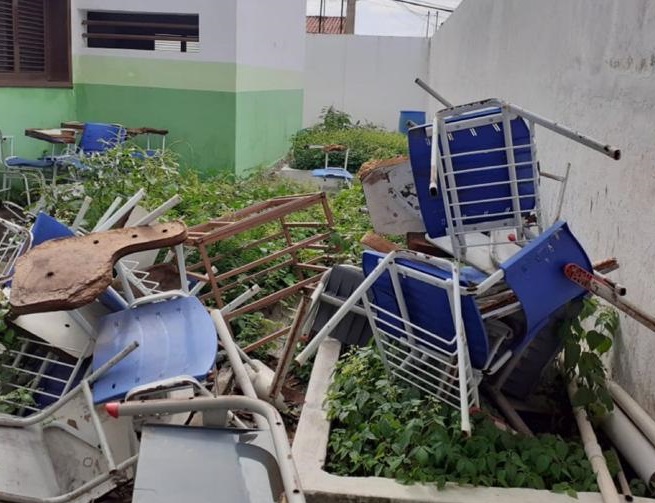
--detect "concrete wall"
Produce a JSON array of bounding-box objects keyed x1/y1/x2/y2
[
  {"x1": 429, "y1": 0, "x2": 655, "y2": 414},
  {"x1": 304, "y1": 35, "x2": 430, "y2": 130},
  {"x1": 234, "y1": 0, "x2": 305, "y2": 174}
]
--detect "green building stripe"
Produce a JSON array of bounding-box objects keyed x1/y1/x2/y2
[
  {"x1": 0, "y1": 87, "x2": 76, "y2": 158},
  {"x1": 234, "y1": 89, "x2": 303, "y2": 175},
  {"x1": 75, "y1": 83, "x2": 236, "y2": 176},
  {"x1": 74, "y1": 55, "x2": 303, "y2": 93}
]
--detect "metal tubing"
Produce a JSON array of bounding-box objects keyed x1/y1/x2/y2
[
  {"x1": 94, "y1": 189, "x2": 146, "y2": 232},
  {"x1": 109, "y1": 396, "x2": 305, "y2": 503},
  {"x1": 71, "y1": 196, "x2": 93, "y2": 231},
  {"x1": 131, "y1": 194, "x2": 182, "y2": 226},
  {"x1": 414, "y1": 77, "x2": 453, "y2": 108},
  {"x1": 429, "y1": 115, "x2": 439, "y2": 196},
  {"x1": 269, "y1": 295, "x2": 310, "y2": 401},
  {"x1": 0, "y1": 341, "x2": 139, "y2": 427},
  {"x1": 210, "y1": 309, "x2": 267, "y2": 429},
  {"x1": 220, "y1": 284, "x2": 262, "y2": 315},
  {"x1": 93, "y1": 196, "x2": 122, "y2": 231},
  {"x1": 565, "y1": 263, "x2": 655, "y2": 331},
  {"x1": 295, "y1": 252, "x2": 398, "y2": 365},
  {"x1": 568, "y1": 381, "x2": 621, "y2": 503},
  {"x1": 503, "y1": 103, "x2": 621, "y2": 160},
  {"x1": 82, "y1": 380, "x2": 116, "y2": 471}
]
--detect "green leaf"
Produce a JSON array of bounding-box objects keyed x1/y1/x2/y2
[
  {"x1": 564, "y1": 341, "x2": 581, "y2": 371},
  {"x1": 572, "y1": 385, "x2": 596, "y2": 407},
  {"x1": 585, "y1": 330, "x2": 607, "y2": 351},
  {"x1": 535, "y1": 454, "x2": 551, "y2": 474}
]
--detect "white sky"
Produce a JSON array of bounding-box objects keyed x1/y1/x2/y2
[{"x1": 306, "y1": 0, "x2": 462, "y2": 37}]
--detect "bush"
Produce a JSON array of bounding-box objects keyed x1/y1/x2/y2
[{"x1": 290, "y1": 107, "x2": 407, "y2": 173}]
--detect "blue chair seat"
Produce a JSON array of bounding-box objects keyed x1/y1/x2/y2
[
  {"x1": 362, "y1": 250, "x2": 489, "y2": 369},
  {"x1": 91, "y1": 296, "x2": 217, "y2": 404},
  {"x1": 5, "y1": 156, "x2": 54, "y2": 169},
  {"x1": 312, "y1": 167, "x2": 353, "y2": 180}
]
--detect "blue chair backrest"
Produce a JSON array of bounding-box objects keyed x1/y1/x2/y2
[
  {"x1": 91, "y1": 296, "x2": 218, "y2": 403},
  {"x1": 79, "y1": 123, "x2": 127, "y2": 154},
  {"x1": 407, "y1": 110, "x2": 536, "y2": 239},
  {"x1": 362, "y1": 251, "x2": 489, "y2": 369},
  {"x1": 441, "y1": 108, "x2": 535, "y2": 226},
  {"x1": 500, "y1": 220, "x2": 592, "y2": 350}
]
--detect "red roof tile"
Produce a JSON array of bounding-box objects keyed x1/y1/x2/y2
[{"x1": 306, "y1": 16, "x2": 346, "y2": 34}]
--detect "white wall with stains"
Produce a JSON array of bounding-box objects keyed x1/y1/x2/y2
[
  {"x1": 428, "y1": 0, "x2": 655, "y2": 414},
  {"x1": 304, "y1": 34, "x2": 430, "y2": 129}
]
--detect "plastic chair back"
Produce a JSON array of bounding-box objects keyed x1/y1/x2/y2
[
  {"x1": 500, "y1": 220, "x2": 592, "y2": 350},
  {"x1": 79, "y1": 123, "x2": 127, "y2": 154},
  {"x1": 91, "y1": 296, "x2": 217, "y2": 403}
]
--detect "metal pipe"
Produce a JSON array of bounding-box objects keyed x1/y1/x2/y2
[
  {"x1": 414, "y1": 77, "x2": 453, "y2": 108},
  {"x1": 94, "y1": 188, "x2": 146, "y2": 232},
  {"x1": 71, "y1": 196, "x2": 93, "y2": 231},
  {"x1": 429, "y1": 115, "x2": 439, "y2": 196},
  {"x1": 503, "y1": 103, "x2": 621, "y2": 160},
  {"x1": 0, "y1": 341, "x2": 139, "y2": 427},
  {"x1": 269, "y1": 295, "x2": 310, "y2": 401},
  {"x1": 608, "y1": 381, "x2": 655, "y2": 448},
  {"x1": 106, "y1": 396, "x2": 305, "y2": 503},
  {"x1": 131, "y1": 194, "x2": 182, "y2": 226},
  {"x1": 568, "y1": 381, "x2": 621, "y2": 503},
  {"x1": 210, "y1": 309, "x2": 266, "y2": 428}
]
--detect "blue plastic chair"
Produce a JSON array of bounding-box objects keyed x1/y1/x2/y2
[
  {"x1": 91, "y1": 295, "x2": 218, "y2": 403},
  {"x1": 408, "y1": 107, "x2": 536, "y2": 246},
  {"x1": 55, "y1": 123, "x2": 127, "y2": 172}
]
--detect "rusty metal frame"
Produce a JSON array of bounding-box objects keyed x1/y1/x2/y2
[{"x1": 185, "y1": 193, "x2": 335, "y2": 349}]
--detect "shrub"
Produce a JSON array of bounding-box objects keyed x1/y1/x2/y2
[{"x1": 290, "y1": 107, "x2": 407, "y2": 172}]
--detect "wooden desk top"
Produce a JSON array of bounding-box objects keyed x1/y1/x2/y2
[{"x1": 24, "y1": 128, "x2": 77, "y2": 144}]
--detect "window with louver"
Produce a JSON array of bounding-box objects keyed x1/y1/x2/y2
[
  {"x1": 83, "y1": 11, "x2": 199, "y2": 53},
  {"x1": 0, "y1": 0, "x2": 70, "y2": 87}
]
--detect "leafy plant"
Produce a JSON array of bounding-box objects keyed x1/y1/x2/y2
[
  {"x1": 290, "y1": 107, "x2": 407, "y2": 172},
  {"x1": 560, "y1": 298, "x2": 618, "y2": 418},
  {"x1": 0, "y1": 293, "x2": 35, "y2": 414},
  {"x1": 326, "y1": 346, "x2": 598, "y2": 492}
]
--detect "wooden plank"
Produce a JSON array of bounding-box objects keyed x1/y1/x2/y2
[{"x1": 11, "y1": 222, "x2": 187, "y2": 315}]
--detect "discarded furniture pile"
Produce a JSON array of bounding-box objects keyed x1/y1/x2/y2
[
  {"x1": 0, "y1": 189, "x2": 311, "y2": 502},
  {"x1": 296, "y1": 86, "x2": 630, "y2": 439}
]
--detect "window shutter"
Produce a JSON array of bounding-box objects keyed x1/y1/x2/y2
[
  {"x1": 16, "y1": 0, "x2": 45, "y2": 73},
  {"x1": 0, "y1": 0, "x2": 14, "y2": 72}
]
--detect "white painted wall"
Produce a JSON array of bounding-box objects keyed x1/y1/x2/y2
[
  {"x1": 429, "y1": 0, "x2": 655, "y2": 414},
  {"x1": 235, "y1": 0, "x2": 305, "y2": 72},
  {"x1": 304, "y1": 35, "x2": 430, "y2": 129}
]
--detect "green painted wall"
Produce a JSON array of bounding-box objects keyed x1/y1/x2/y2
[
  {"x1": 234, "y1": 89, "x2": 303, "y2": 176},
  {"x1": 75, "y1": 84, "x2": 236, "y2": 176},
  {"x1": 0, "y1": 87, "x2": 75, "y2": 159}
]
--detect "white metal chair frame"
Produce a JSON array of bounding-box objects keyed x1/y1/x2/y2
[{"x1": 427, "y1": 99, "x2": 620, "y2": 264}]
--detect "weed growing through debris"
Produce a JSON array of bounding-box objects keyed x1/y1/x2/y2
[
  {"x1": 325, "y1": 346, "x2": 598, "y2": 494},
  {"x1": 560, "y1": 298, "x2": 619, "y2": 418},
  {"x1": 0, "y1": 294, "x2": 36, "y2": 413}
]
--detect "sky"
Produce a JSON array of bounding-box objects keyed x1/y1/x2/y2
[{"x1": 306, "y1": 0, "x2": 462, "y2": 37}]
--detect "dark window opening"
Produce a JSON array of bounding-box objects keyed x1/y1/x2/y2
[
  {"x1": 0, "y1": 0, "x2": 71, "y2": 87},
  {"x1": 84, "y1": 11, "x2": 199, "y2": 53}
]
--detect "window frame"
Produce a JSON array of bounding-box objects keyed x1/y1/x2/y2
[{"x1": 0, "y1": 0, "x2": 72, "y2": 89}]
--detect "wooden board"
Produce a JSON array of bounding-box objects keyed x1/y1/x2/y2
[{"x1": 10, "y1": 222, "x2": 187, "y2": 315}]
